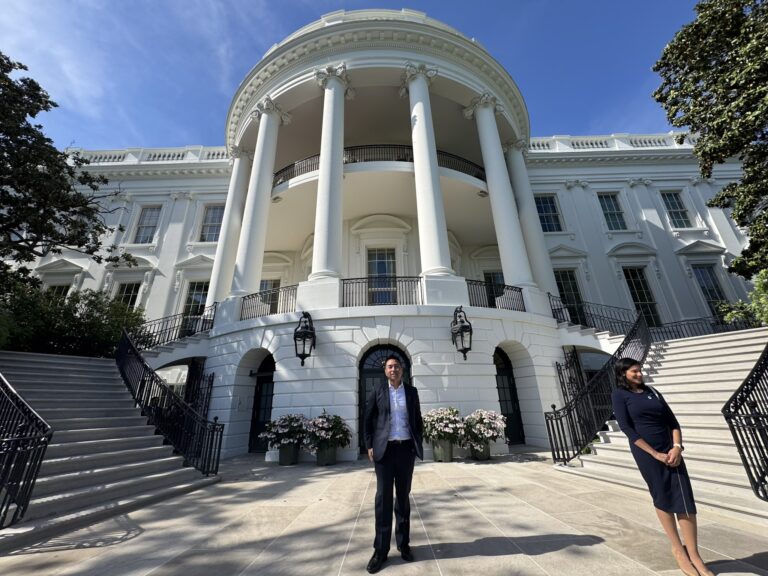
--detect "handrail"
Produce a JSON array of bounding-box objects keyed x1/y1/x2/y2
[
  {"x1": 466, "y1": 280, "x2": 525, "y2": 312},
  {"x1": 116, "y1": 330, "x2": 223, "y2": 475},
  {"x1": 722, "y1": 339, "x2": 768, "y2": 502},
  {"x1": 548, "y1": 294, "x2": 636, "y2": 335},
  {"x1": 545, "y1": 315, "x2": 651, "y2": 464},
  {"x1": 341, "y1": 276, "x2": 422, "y2": 307},
  {"x1": 0, "y1": 372, "x2": 53, "y2": 528},
  {"x1": 241, "y1": 285, "x2": 298, "y2": 321},
  {"x1": 273, "y1": 144, "x2": 486, "y2": 186},
  {"x1": 131, "y1": 303, "x2": 217, "y2": 351}
]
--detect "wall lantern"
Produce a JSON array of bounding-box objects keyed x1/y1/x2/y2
[
  {"x1": 450, "y1": 306, "x2": 473, "y2": 360},
  {"x1": 294, "y1": 311, "x2": 316, "y2": 366}
]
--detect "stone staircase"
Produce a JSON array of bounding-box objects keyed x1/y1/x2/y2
[
  {"x1": 558, "y1": 326, "x2": 768, "y2": 525},
  {"x1": 0, "y1": 350, "x2": 219, "y2": 551}
]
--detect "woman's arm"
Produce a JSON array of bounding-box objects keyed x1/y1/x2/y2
[{"x1": 611, "y1": 390, "x2": 667, "y2": 463}]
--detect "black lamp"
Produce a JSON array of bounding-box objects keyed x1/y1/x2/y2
[
  {"x1": 294, "y1": 311, "x2": 316, "y2": 366},
  {"x1": 450, "y1": 306, "x2": 473, "y2": 360}
]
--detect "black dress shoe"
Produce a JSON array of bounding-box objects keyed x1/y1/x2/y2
[
  {"x1": 367, "y1": 552, "x2": 387, "y2": 574},
  {"x1": 398, "y1": 545, "x2": 414, "y2": 562}
]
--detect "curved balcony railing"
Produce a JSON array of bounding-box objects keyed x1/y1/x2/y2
[
  {"x1": 273, "y1": 144, "x2": 486, "y2": 186},
  {"x1": 241, "y1": 285, "x2": 298, "y2": 321},
  {"x1": 341, "y1": 276, "x2": 422, "y2": 307},
  {"x1": 130, "y1": 303, "x2": 217, "y2": 351},
  {"x1": 466, "y1": 280, "x2": 525, "y2": 312},
  {"x1": 549, "y1": 294, "x2": 636, "y2": 335}
]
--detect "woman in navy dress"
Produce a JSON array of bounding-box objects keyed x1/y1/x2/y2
[{"x1": 611, "y1": 358, "x2": 713, "y2": 576}]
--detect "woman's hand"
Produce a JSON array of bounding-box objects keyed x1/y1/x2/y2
[
  {"x1": 652, "y1": 451, "x2": 668, "y2": 464},
  {"x1": 666, "y1": 447, "x2": 682, "y2": 467}
]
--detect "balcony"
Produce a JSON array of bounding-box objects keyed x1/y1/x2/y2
[
  {"x1": 241, "y1": 285, "x2": 298, "y2": 321},
  {"x1": 273, "y1": 144, "x2": 486, "y2": 186},
  {"x1": 466, "y1": 280, "x2": 526, "y2": 312},
  {"x1": 341, "y1": 276, "x2": 422, "y2": 307}
]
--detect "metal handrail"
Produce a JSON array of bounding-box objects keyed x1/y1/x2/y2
[
  {"x1": 722, "y1": 339, "x2": 768, "y2": 502},
  {"x1": 116, "y1": 330, "x2": 223, "y2": 475},
  {"x1": 548, "y1": 294, "x2": 636, "y2": 335},
  {"x1": 241, "y1": 285, "x2": 298, "y2": 320},
  {"x1": 545, "y1": 315, "x2": 651, "y2": 464},
  {"x1": 466, "y1": 280, "x2": 526, "y2": 312},
  {"x1": 341, "y1": 276, "x2": 422, "y2": 307},
  {"x1": 131, "y1": 303, "x2": 217, "y2": 351},
  {"x1": 0, "y1": 372, "x2": 53, "y2": 528},
  {"x1": 273, "y1": 144, "x2": 486, "y2": 186}
]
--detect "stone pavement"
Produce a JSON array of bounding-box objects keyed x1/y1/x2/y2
[{"x1": 1, "y1": 451, "x2": 766, "y2": 576}]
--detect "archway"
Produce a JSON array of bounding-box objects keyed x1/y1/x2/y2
[
  {"x1": 494, "y1": 347, "x2": 525, "y2": 445},
  {"x1": 249, "y1": 354, "x2": 276, "y2": 453},
  {"x1": 358, "y1": 344, "x2": 411, "y2": 453}
]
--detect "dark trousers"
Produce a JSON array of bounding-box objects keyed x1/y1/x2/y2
[{"x1": 373, "y1": 440, "x2": 415, "y2": 554}]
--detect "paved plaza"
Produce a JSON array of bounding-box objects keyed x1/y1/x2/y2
[{"x1": 1, "y1": 450, "x2": 766, "y2": 576}]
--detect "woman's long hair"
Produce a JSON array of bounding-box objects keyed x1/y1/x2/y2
[{"x1": 615, "y1": 357, "x2": 642, "y2": 391}]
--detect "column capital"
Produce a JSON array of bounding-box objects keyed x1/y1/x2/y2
[
  {"x1": 564, "y1": 179, "x2": 589, "y2": 190},
  {"x1": 315, "y1": 63, "x2": 355, "y2": 99},
  {"x1": 463, "y1": 93, "x2": 504, "y2": 120},
  {"x1": 250, "y1": 97, "x2": 291, "y2": 125},
  {"x1": 688, "y1": 175, "x2": 716, "y2": 186},
  {"x1": 227, "y1": 145, "x2": 252, "y2": 165},
  {"x1": 399, "y1": 61, "x2": 438, "y2": 97},
  {"x1": 502, "y1": 138, "x2": 529, "y2": 156},
  {"x1": 627, "y1": 178, "x2": 653, "y2": 188}
]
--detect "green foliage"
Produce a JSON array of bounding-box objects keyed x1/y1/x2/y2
[
  {"x1": 653, "y1": 0, "x2": 768, "y2": 279},
  {"x1": 0, "y1": 285, "x2": 145, "y2": 357},
  {"x1": 718, "y1": 268, "x2": 768, "y2": 324},
  {"x1": 0, "y1": 51, "x2": 132, "y2": 285}
]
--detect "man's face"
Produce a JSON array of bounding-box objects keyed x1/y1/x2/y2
[{"x1": 384, "y1": 359, "x2": 402, "y2": 385}]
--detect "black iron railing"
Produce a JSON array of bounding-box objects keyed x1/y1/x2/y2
[
  {"x1": 116, "y1": 331, "x2": 223, "y2": 475},
  {"x1": 0, "y1": 373, "x2": 52, "y2": 528},
  {"x1": 131, "y1": 303, "x2": 217, "y2": 351},
  {"x1": 650, "y1": 315, "x2": 760, "y2": 342},
  {"x1": 545, "y1": 315, "x2": 651, "y2": 464},
  {"x1": 273, "y1": 144, "x2": 486, "y2": 186},
  {"x1": 722, "y1": 339, "x2": 768, "y2": 502},
  {"x1": 549, "y1": 294, "x2": 636, "y2": 335},
  {"x1": 241, "y1": 285, "x2": 298, "y2": 320},
  {"x1": 555, "y1": 347, "x2": 586, "y2": 406},
  {"x1": 467, "y1": 280, "x2": 526, "y2": 312},
  {"x1": 185, "y1": 371, "x2": 215, "y2": 420},
  {"x1": 341, "y1": 276, "x2": 422, "y2": 307}
]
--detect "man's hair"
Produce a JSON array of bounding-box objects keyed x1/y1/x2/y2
[{"x1": 383, "y1": 354, "x2": 402, "y2": 367}]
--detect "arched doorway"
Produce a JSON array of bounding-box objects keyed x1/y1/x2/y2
[
  {"x1": 249, "y1": 354, "x2": 276, "y2": 453},
  {"x1": 495, "y1": 348, "x2": 525, "y2": 445},
  {"x1": 358, "y1": 345, "x2": 411, "y2": 453}
]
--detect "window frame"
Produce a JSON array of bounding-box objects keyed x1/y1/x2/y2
[
  {"x1": 659, "y1": 190, "x2": 695, "y2": 230},
  {"x1": 534, "y1": 194, "x2": 564, "y2": 233},
  {"x1": 132, "y1": 205, "x2": 163, "y2": 245},
  {"x1": 597, "y1": 192, "x2": 628, "y2": 231},
  {"x1": 198, "y1": 204, "x2": 225, "y2": 243}
]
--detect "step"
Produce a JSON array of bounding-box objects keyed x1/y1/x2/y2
[
  {"x1": 670, "y1": 411, "x2": 728, "y2": 426},
  {"x1": 0, "y1": 475, "x2": 219, "y2": 555},
  {"x1": 647, "y1": 351, "x2": 764, "y2": 370},
  {"x1": 0, "y1": 372, "x2": 124, "y2": 383},
  {"x1": 650, "y1": 381, "x2": 740, "y2": 394},
  {"x1": 4, "y1": 381, "x2": 127, "y2": 394},
  {"x1": 590, "y1": 443, "x2": 745, "y2": 475},
  {"x1": 0, "y1": 364, "x2": 121, "y2": 377},
  {"x1": 600, "y1": 430, "x2": 738, "y2": 456},
  {"x1": 644, "y1": 372, "x2": 750, "y2": 385},
  {"x1": 653, "y1": 327, "x2": 768, "y2": 349},
  {"x1": 647, "y1": 361, "x2": 756, "y2": 378},
  {"x1": 13, "y1": 388, "x2": 132, "y2": 401},
  {"x1": 45, "y1": 435, "x2": 164, "y2": 459},
  {"x1": 648, "y1": 343, "x2": 765, "y2": 365},
  {"x1": 45, "y1": 415, "x2": 149, "y2": 431},
  {"x1": 40, "y1": 445, "x2": 175, "y2": 476},
  {"x1": 52, "y1": 425, "x2": 156, "y2": 444},
  {"x1": 24, "y1": 467, "x2": 204, "y2": 522},
  {"x1": 32, "y1": 456, "x2": 185, "y2": 497},
  {"x1": 36, "y1": 406, "x2": 141, "y2": 419},
  {"x1": 26, "y1": 398, "x2": 135, "y2": 410},
  {"x1": 662, "y1": 398, "x2": 731, "y2": 412}
]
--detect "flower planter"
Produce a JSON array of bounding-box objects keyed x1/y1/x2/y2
[
  {"x1": 432, "y1": 440, "x2": 453, "y2": 462},
  {"x1": 470, "y1": 443, "x2": 491, "y2": 461},
  {"x1": 316, "y1": 444, "x2": 337, "y2": 466},
  {"x1": 278, "y1": 443, "x2": 300, "y2": 466}
]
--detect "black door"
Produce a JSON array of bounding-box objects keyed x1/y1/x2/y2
[
  {"x1": 495, "y1": 348, "x2": 525, "y2": 445},
  {"x1": 358, "y1": 345, "x2": 411, "y2": 453},
  {"x1": 249, "y1": 354, "x2": 275, "y2": 453}
]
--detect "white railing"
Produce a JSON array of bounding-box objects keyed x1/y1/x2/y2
[
  {"x1": 68, "y1": 146, "x2": 229, "y2": 165},
  {"x1": 529, "y1": 132, "x2": 696, "y2": 153}
]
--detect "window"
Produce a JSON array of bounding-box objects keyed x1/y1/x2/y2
[
  {"x1": 259, "y1": 279, "x2": 281, "y2": 314},
  {"x1": 554, "y1": 269, "x2": 586, "y2": 325},
  {"x1": 482, "y1": 271, "x2": 505, "y2": 308},
  {"x1": 47, "y1": 284, "x2": 70, "y2": 298},
  {"x1": 622, "y1": 267, "x2": 661, "y2": 327},
  {"x1": 367, "y1": 248, "x2": 396, "y2": 305},
  {"x1": 598, "y1": 193, "x2": 627, "y2": 231},
  {"x1": 534, "y1": 195, "x2": 563, "y2": 232},
  {"x1": 183, "y1": 281, "x2": 210, "y2": 316},
  {"x1": 691, "y1": 265, "x2": 727, "y2": 316},
  {"x1": 199, "y1": 205, "x2": 224, "y2": 242},
  {"x1": 115, "y1": 282, "x2": 141, "y2": 308},
  {"x1": 661, "y1": 192, "x2": 692, "y2": 228},
  {"x1": 133, "y1": 206, "x2": 161, "y2": 244}
]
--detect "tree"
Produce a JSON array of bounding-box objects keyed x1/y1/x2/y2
[
  {"x1": 653, "y1": 0, "x2": 768, "y2": 279},
  {"x1": 0, "y1": 51, "x2": 130, "y2": 291}
]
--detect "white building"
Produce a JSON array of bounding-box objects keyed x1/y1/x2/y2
[{"x1": 38, "y1": 10, "x2": 748, "y2": 460}]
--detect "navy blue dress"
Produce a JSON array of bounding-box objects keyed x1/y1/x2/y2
[{"x1": 611, "y1": 386, "x2": 697, "y2": 515}]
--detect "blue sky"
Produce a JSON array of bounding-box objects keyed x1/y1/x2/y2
[{"x1": 2, "y1": 0, "x2": 699, "y2": 150}]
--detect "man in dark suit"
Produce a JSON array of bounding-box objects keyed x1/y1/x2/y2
[{"x1": 364, "y1": 354, "x2": 423, "y2": 574}]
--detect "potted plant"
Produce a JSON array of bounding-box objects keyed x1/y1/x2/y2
[
  {"x1": 259, "y1": 413, "x2": 308, "y2": 465},
  {"x1": 304, "y1": 410, "x2": 352, "y2": 466},
  {"x1": 423, "y1": 407, "x2": 464, "y2": 462},
  {"x1": 463, "y1": 409, "x2": 507, "y2": 461}
]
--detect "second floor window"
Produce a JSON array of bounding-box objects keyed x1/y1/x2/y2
[
  {"x1": 534, "y1": 195, "x2": 563, "y2": 232},
  {"x1": 199, "y1": 205, "x2": 225, "y2": 242},
  {"x1": 661, "y1": 192, "x2": 692, "y2": 228},
  {"x1": 115, "y1": 282, "x2": 141, "y2": 308},
  {"x1": 598, "y1": 193, "x2": 627, "y2": 231},
  {"x1": 134, "y1": 206, "x2": 161, "y2": 244},
  {"x1": 184, "y1": 281, "x2": 210, "y2": 316}
]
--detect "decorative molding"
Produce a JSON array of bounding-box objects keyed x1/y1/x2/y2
[
  {"x1": 627, "y1": 178, "x2": 652, "y2": 188},
  {"x1": 315, "y1": 63, "x2": 355, "y2": 99},
  {"x1": 564, "y1": 179, "x2": 589, "y2": 190},
  {"x1": 174, "y1": 271, "x2": 182, "y2": 293},
  {"x1": 251, "y1": 97, "x2": 292, "y2": 125},
  {"x1": 650, "y1": 256, "x2": 661, "y2": 279},
  {"x1": 462, "y1": 93, "x2": 504, "y2": 120},
  {"x1": 399, "y1": 61, "x2": 438, "y2": 97}
]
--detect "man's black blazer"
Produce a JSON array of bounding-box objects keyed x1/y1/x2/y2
[{"x1": 364, "y1": 381, "x2": 424, "y2": 462}]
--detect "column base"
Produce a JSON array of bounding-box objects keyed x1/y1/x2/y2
[
  {"x1": 421, "y1": 275, "x2": 470, "y2": 306},
  {"x1": 212, "y1": 296, "x2": 242, "y2": 328},
  {"x1": 296, "y1": 277, "x2": 341, "y2": 310},
  {"x1": 521, "y1": 285, "x2": 554, "y2": 317}
]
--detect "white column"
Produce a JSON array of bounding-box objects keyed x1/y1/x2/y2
[
  {"x1": 402, "y1": 63, "x2": 453, "y2": 276},
  {"x1": 206, "y1": 148, "x2": 252, "y2": 306},
  {"x1": 309, "y1": 64, "x2": 351, "y2": 280},
  {"x1": 505, "y1": 140, "x2": 559, "y2": 295},
  {"x1": 230, "y1": 98, "x2": 290, "y2": 296},
  {"x1": 465, "y1": 94, "x2": 535, "y2": 288}
]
